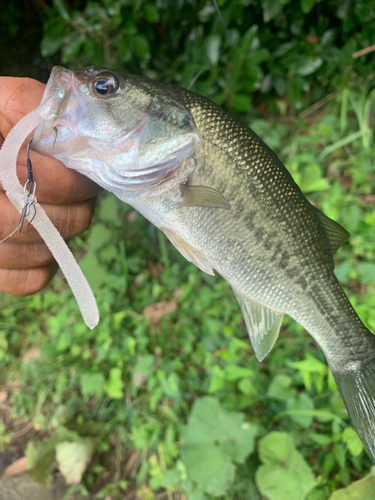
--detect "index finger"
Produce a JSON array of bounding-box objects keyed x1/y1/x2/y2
[{"x1": 15, "y1": 148, "x2": 102, "y2": 204}]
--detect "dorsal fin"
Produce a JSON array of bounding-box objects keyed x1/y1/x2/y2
[
  {"x1": 162, "y1": 228, "x2": 214, "y2": 276},
  {"x1": 233, "y1": 289, "x2": 284, "y2": 362},
  {"x1": 312, "y1": 206, "x2": 350, "y2": 255}
]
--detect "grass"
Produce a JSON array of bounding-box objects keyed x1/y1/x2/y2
[{"x1": 1, "y1": 86, "x2": 375, "y2": 500}]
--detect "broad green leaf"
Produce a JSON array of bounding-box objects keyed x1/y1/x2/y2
[
  {"x1": 182, "y1": 441, "x2": 235, "y2": 496},
  {"x1": 181, "y1": 397, "x2": 257, "y2": 496},
  {"x1": 256, "y1": 432, "x2": 316, "y2": 500},
  {"x1": 329, "y1": 467, "x2": 375, "y2": 499},
  {"x1": 267, "y1": 374, "x2": 296, "y2": 401},
  {"x1": 56, "y1": 438, "x2": 95, "y2": 485}
]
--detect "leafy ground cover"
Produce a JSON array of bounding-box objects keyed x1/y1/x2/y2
[
  {"x1": 1, "y1": 81, "x2": 375, "y2": 499},
  {"x1": 1, "y1": 1, "x2": 375, "y2": 499}
]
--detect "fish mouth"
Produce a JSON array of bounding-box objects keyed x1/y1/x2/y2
[{"x1": 33, "y1": 66, "x2": 86, "y2": 156}]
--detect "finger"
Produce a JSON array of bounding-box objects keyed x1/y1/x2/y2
[
  {"x1": 0, "y1": 242, "x2": 54, "y2": 269},
  {"x1": 9, "y1": 148, "x2": 102, "y2": 204},
  {"x1": 0, "y1": 262, "x2": 59, "y2": 297},
  {"x1": 0, "y1": 192, "x2": 97, "y2": 243},
  {"x1": 0, "y1": 77, "x2": 45, "y2": 139},
  {"x1": 0, "y1": 134, "x2": 102, "y2": 203},
  {"x1": 0, "y1": 77, "x2": 102, "y2": 202}
]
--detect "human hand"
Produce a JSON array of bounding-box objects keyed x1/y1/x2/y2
[{"x1": 0, "y1": 77, "x2": 102, "y2": 296}]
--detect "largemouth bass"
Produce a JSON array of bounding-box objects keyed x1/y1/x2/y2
[{"x1": 32, "y1": 66, "x2": 375, "y2": 459}]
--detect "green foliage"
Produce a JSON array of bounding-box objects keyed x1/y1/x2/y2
[
  {"x1": 180, "y1": 397, "x2": 258, "y2": 496},
  {"x1": 1, "y1": 2, "x2": 375, "y2": 499},
  {"x1": 256, "y1": 432, "x2": 316, "y2": 500},
  {"x1": 1, "y1": 83, "x2": 375, "y2": 497},
  {"x1": 329, "y1": 467, "x2": 375, "y2": 500},
  {"x1": 38, "y1": 0, "x2": 375, "y2": 112}
]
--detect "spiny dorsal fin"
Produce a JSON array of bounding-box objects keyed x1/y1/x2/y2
[
  {"x1": 233, "y1": 289, "x2": 284, "y2": 362},
  {"x1": 312, "y1": 206, "x2": 350, "y2": 255},
  {"x1": 162, "y1": 228, "x2": 214, "y2": 276},
  {"x1": 180, "y1": 185, "x2": 231, "y2": 209}
]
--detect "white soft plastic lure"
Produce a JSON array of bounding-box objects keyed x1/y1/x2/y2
[{"x1": 0, "y1": 109, "x2": 99, "y2": 329}]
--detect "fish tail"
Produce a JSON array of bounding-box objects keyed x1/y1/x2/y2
[{"x1": 329, "y1": 337, "x2": 375, "y2": 460}]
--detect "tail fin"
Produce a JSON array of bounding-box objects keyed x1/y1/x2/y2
[{"x1": 331, "y1": 360, "x2": 375, "y2": 460}]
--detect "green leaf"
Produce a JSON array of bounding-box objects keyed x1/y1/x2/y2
[
  {"x1": 98, "y1": 195, "x2": 121, "y2": 223},
  {"x1": 256, "y1": 432, "x2": 316, "y2": 500},
  {"x1": 206, "y1": 34, "x2": 221, "y2": 65},
  {"x1": 41, "y1": 18, "x2": 67, "y2": 57},
  {"x1": 328, "y1": 467, "x2": 375, "y2": 499},
  {"x1": 79, "y1": 253, "x2": 107, "y2": 289},
  {"x1": 104, "y1": 367, "x2": 124, "y2": 399},
  {"x1": 56, "y1": 438, "x2": 95, "y2": 485},
  {"x1": 87, "y1": 224, "x2": 113, "y2": 252},
  {"x1": 292, "y1": 57, "x2": 323, "y2": 77},
  {"x1": 182, "y1": 440, "x2": 235, "y2": 496},
  {"x1": 80, "y1": 372, "x2": 105, "y2": 398},
  {"x1": 131, "y1": 34, "x2": 150, "y2": 57},
  {"x1": 286, "y1": 393, "x2": 314, "y2": 428},
  {"x1": 143, "y1": 3, "x2": 160, "y2": 23},
  {"x1": 262, "y1": 0, "x2": 286, "y2": 22},
  {"x1": 61, "y1": 34, "x2": 85, "y2": 64},
  {"x1": 299, "y1": 165, "x2": 329, "y2": 193},
  {"x1": 181, "y1": 397, "x2": 257, "y2": 496},
  {"x1": 231, "y1": 94, "x2": 251, "y2": 112},
  {"x1": 53, "y1": 0, "x2": 70, "y2": 22},
  {"x1": 300, "y1": 0, "x2": 315, "y2": 14},
  {"x1": 357, "y1": 262, "x2": 375, "y2": 284},
  {"x1": 267, "y1": 374, "x2": 296, "y2": 401},
  {"x1": 342, "y1": 427, "x2": 364, "y2": 457},
  {"x1": 224, "y1": 364, "x2": 254, "y2": 381}
]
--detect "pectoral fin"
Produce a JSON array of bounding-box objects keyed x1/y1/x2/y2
[
  {"x1": 180, "y1": 185, "x2": 231, "y2": 209},
  {"x1": 162, "y1": 228, "x2": 214, "y2": 276},
  {"x1": 234, "y1": 289, "x2": 284, "y2": 362}
]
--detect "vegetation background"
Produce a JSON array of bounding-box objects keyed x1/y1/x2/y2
[{"x1": 1, "y1": 0, "x2": 375, "y2": 499}]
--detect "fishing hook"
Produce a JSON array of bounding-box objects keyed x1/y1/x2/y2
[
  {"x1": 52, "y1": 126, "x2": 58, "y2": 149},
  {"x1": 18, "y1": 137, "x2": 37, "y2": 232}
]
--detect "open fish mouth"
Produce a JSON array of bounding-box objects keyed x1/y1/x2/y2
[
  {"x1": 33, "y1": 67, "x2": 86, "y2": 156},
  {"x1": 31, "y1": 66, "x2": 201, "y2": 195}
]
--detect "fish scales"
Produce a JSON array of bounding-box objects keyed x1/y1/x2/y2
[{"x1": 32, "y1": 66, "x2": 375, "y2": 459}]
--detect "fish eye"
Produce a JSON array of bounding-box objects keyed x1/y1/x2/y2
[{"x1": 92, "y1": 73, "x2": 119, "y2": 97}]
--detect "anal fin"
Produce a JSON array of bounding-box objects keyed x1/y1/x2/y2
[
  {"x1": 162, "y1": 228, "x2": 214, "y2": 276},
  {"x1": 234, "y1": 289, "x2": 284, "y2": 361}
]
